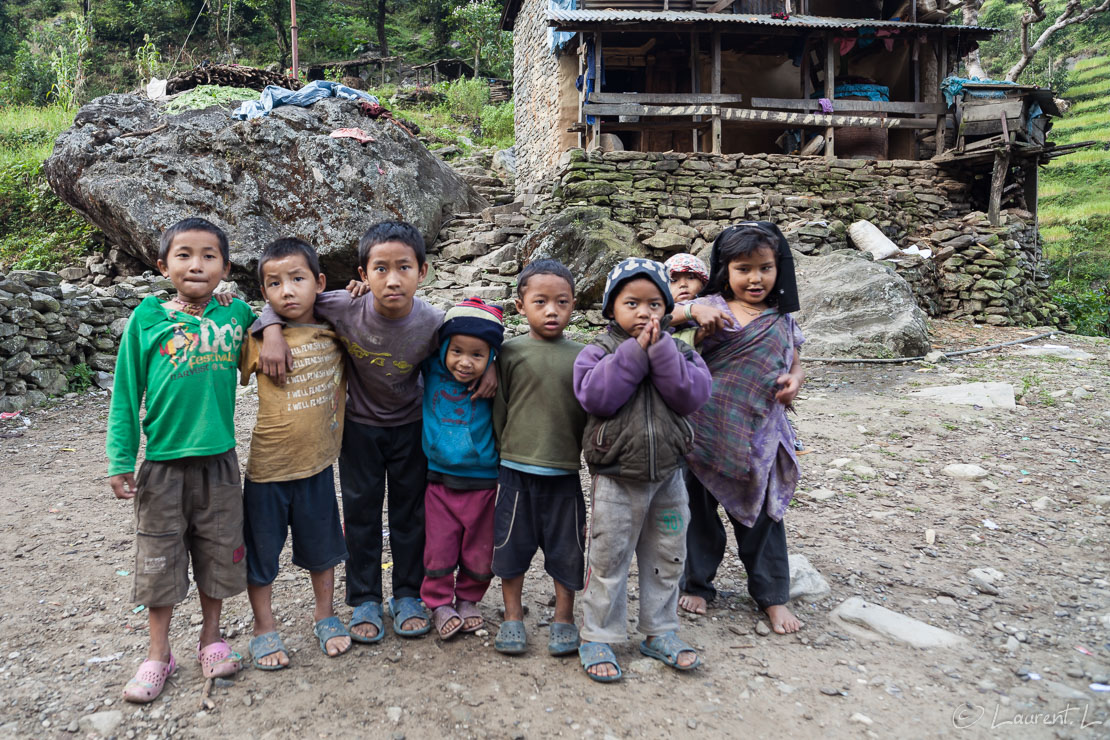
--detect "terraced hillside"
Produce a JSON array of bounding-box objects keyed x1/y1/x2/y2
[{"x1": 1040, "y1": 56, "x2": 1110, "y2": 259}]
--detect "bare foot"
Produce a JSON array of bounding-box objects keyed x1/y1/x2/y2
[
  {"x1": 324, "y1": 634, "x2": 351, "y2": 657},
  {"x1": 438, "y1": 616, "x2": 462, "y2": 638},
  {"x1": 252, "y1": 633, "x2": 289, "y2": 668},
  {"x1": 401, "y1": 616, "x2": 428, "y2": 633},
  {"x1": 588, "y1": 661, "x2": 619, "y2": 679},
  {"x1": 351, "y1": 622, "x2": 379, "y2": 641},
  {"x1": 765, "y1": 604, "x2": 802, "y2": 634},
  {"x1": 678, "y1": 593, "x2": 707, "y2": 615}
]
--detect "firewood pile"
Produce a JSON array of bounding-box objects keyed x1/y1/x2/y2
[{"x1": 166, "y1": 64, "x2": 303, "y2": 94}]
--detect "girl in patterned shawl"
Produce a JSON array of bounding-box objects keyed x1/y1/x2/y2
[{"x1": 676, "y1": 222, "x2": 806, "y2": 634}]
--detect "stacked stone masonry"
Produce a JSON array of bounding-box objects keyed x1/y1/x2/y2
[
  {"x1": 533, "y1": 149, "x2": 1068, "y2": 328},
  {"x1": 0, "y1": 270, "x2": 173, "y2": 412}
]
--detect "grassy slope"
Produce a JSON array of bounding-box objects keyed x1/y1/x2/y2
[{"x1": 1039, "y1": 56, "x2": 1110, "y2": 247}]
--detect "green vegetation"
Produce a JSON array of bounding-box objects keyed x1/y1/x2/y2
[
  {"x1": 0, "y1": 104, "x2": 100, "y2": 272},
  {"x1": 64, "y1": 362, "x2": 93, "y2": 392},
  {"x1": 1039, "y1": 54, "x2": 1110, "y2": 336}
]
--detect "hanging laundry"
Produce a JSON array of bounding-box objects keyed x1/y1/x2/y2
[{"x1": 818, "y1": 98, "x2": 834, "y2": 114}]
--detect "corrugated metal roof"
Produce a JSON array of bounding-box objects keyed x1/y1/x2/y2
[{"x1": 546, "y1": 10, "x2": 998, "y2": 32}]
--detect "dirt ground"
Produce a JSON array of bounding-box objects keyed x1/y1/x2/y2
[{"x1": 1, "y1": 321, "x2": 1109, "y2": 739}]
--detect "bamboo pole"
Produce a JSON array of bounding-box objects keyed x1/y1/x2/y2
[
  {"x1": 712, "y1": 29, "x2": 721, "y2": 155},
  {"x1": 825, "y1": 35, "x2": 835, "y2": 159},
  {"x1": 290, "y1": 0, "x2": 299, "y2": 79}
]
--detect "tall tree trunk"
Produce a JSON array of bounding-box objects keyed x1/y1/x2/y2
[
  {"x1": 962, "y1": 1, "x2": 989, "y2": 78},
  {"x1": 270, "y1": 0, "x2": 289, "y2": 71},
  {"x1": 1006, "y1": 0, "x2": 1110, "y2": 82},
  {"x1": 377, "y1": 0, "x2": 388, "y2": 55}
]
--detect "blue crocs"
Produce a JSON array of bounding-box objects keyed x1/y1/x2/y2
[
  {"x1": 348, "y1": 602, "x2": 385, "y2": 644},
  {"x1": 388, "y1": 596, "x2": 431, "y2": 638}
]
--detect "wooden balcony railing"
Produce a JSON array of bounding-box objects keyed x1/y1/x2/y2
[{"x1": 575, "y1": 0, "x2": 793, "y2": 13}]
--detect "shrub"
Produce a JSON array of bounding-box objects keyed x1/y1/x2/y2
[
  {"x1": 441, "y1": 77, "x2": 489, "y2": 123},
  {"x1": 65, "y1": 363, "x2": 94, "y2": 393},
  {"x1": 479, "y1": 101, "x2": 514, "y2": 149},
  {"x1": 1050, "y1": 279, "x2": 1110, "y2": 337}
]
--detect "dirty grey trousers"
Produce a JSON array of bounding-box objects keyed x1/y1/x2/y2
[{"x1": 580, "y1": 469, "x2": 689, "y2": 644}]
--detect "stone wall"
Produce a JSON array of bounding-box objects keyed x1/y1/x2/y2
[
  {"x1": 512, "y1": 0, "x2": 574, "y2": 194},
  {"x1": 0, "y1": 270, "x2": 173, "y2": 412},
  {"x1": 531, "y1": 148, "x2": 1069, "y2": 328}
]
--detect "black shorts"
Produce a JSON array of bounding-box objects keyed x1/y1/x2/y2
[
  {"x1": 243, "y1": 466, "x2": 348, "y2": 586},
  {"x1": 492, "y1": 465, "x2": 585, "y2": 591}
]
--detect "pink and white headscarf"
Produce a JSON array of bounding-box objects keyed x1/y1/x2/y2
[{"x1": 663, "y1": 253, "x2": 709, "y2": 283}]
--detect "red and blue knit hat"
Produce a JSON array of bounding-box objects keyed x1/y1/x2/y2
[{"x1": 439, "y1": 297, "x2": 505, "y2": 352}]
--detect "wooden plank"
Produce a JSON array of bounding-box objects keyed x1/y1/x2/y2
[
  {"x1": 825, "y1": 36, "x2": 835, "y2": 158},
  {"x1": 750, "y1": 98, "x2": 946, "y2": 114},
  {"x1": 589, "y1": 92, "x2": 744, "y2": 104},
  {"x1": 961, "y1": 100, "x2": 1023, "y2": 123},
  {"x1": 712, "y1": 29, "x2": 722, "y2": 155},
  {"x1": 708, "y1": 0, "x2": 733, "y2": 10},
  {"x1": 583, "y1": 103, "x2": 936, "y2": 127},
  {"x1": 988, "y1": 146, "x2": 1011, "y2": 226}
]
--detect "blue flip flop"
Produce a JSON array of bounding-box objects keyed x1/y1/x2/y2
[
  {"x1": 388, "y1": 596, "x2": 431, "y2": 638},
  {"x1": 639, "y1": 631, "x2": 701, "y2": 671},
  {"x1": 248, "y1": 631, "x2": 288, "y2": 671},
  {"x1": 578, "y1": 641, "x2": 622, "y2": 683},
  {"x1": 348, "y1": 602, "x2": 385, "y2": 644},
  {"x1": 314, "y1": 616, "x2": 352, "y2": 657},
  {"x1": 548, "y1": 622, "x2": 580, "y2": 656}
]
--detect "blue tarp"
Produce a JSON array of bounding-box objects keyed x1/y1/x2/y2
[
  {"x1": 940, "y1": 76, "x2": 1016, "y2": 107},
  {"x1": 549, "y1": 0, "x2": 576, "y2": 53},
  {"x1": 232, "y1": 79, "x2": 378, "y2": 120}
]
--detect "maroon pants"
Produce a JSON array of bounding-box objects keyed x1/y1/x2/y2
[{"x1": 420, "y1": 482, "x2": 496, "y2": 609}]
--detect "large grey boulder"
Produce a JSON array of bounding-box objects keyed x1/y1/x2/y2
[
  {"x1": 517, "y1": 206, "x2": 645, "y2": 308},
  {"x1": 44, "y1": 94, "x2": 486, "y2": 290},
  {"x1": 795, "y1": 250, "x2": 930, "y2": 358}
]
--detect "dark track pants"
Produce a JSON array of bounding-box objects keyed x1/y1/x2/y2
[
  {"x1": 679, "y1": 470, "x2": 790, "y2": 610},
  {"x1": 338, "y1": 418, "x2": 427, "y2": 607}
]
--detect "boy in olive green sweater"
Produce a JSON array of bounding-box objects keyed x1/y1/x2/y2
[
  {"x1": 107, "y1": 218, "x2": 254, "y2": 703},
  {"x1": 491, "y1": 260, "x2": 588, "y2": 658}
]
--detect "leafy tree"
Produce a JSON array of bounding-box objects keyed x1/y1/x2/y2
[{"x1": 449, "y1": 0, "x2": 510, "y2": 78}]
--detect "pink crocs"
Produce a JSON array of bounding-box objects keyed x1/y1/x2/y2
[
  {"x1": 122, "y1": 655, "x2": 176, "y2": 703},
  {"x1": 197, "y1": 640, "x2": 241, "y2": 679}
]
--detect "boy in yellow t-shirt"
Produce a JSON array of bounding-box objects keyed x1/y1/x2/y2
[{"x1": 239, "y1": 238, "x2": 350, "y2": 670}]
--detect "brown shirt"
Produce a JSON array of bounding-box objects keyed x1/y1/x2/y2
[{"x1": 240, "y1": 324, "x2": 346, "y2": 483}]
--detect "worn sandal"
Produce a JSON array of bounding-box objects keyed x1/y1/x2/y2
[
  {"x1": 578, "y1": 642, "x2": 622, "y2": 683},
  {"x1": 456, "y1": 600, "x2": 484, "y2": 632},
  {"x1": 432, "y1": 605, "x2": 463, "y2": 641},
  {"x1": 388, "y1": 596, "x2": 431, "y2": 638},
  {"x1": 548, "y1": 621, "x2": 580, "y2": 656},
  {"x1": 122, "y1": 655, "x2": 176, "y2": 703},
  {"x1": 197, "y1": 640, "x2": 241, "y2": 679},
  {"x1": 248, "y1": 631, "x2": 288, "y2": 671},
  {"x1": 494, "y1": 620, "x2": 527, "y2": 654},
  {"x1": 348, "y1": 601, "x2": 385, "y2": 644},
  {"x1": 639, "y1": 631, "x2": 700, "y2": 671},
  {"x1": 314, "y1": 616, "x2": 352, "y2": 657}
]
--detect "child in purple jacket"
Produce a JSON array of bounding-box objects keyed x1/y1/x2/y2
[{"x1": 572, "y1": 258, "x2": 712, "y2": 683}]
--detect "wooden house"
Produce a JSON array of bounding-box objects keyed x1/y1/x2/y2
[{"x1": 501, "y1": 0, "x2": 1077, "y2": 223}]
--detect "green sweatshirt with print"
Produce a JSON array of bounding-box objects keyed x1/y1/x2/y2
[{"x1": 106, "y1": 296, "x2": 256, "y2": 476}]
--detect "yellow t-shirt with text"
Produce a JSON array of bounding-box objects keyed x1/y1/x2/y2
[{"x1": 240, "y1": 324, "x2": 346, "y2": 483}]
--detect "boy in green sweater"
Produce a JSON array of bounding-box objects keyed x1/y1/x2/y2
[{"x1": 107, "y1": 218, "x2": 255, "y2": 703}]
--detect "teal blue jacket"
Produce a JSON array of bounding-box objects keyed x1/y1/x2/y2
[{"x1": 421, "y1": 343, "x2": 498, "y2": 480}]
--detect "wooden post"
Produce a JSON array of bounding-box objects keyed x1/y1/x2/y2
[
  {"x1": 935, "y1": 36, "x2": 947, "y2": 157},
  {"x1": 711, "y1": 29, "x2": 722, "y2": 155},
  {"x1": 577, "y1": 45, "x2": 586, "y2": 149},
  {"x1": 988, "y1": 146, "x2": 1011, "y2": 226},
  {"x1": 290, "y1": 0, "x2": 299, "y2": 79},
  {"x1": 824, "y1": 35, "x2": 835, "y2": 159},
  {"x1": 691, "y1": 32, "x2": 701, "y2": 152},
  {"x1": 592, "y1": 32, "x2": 602, "y2": 147},
  {"x1": 1024, "y1": 160, "x2": 1039, "y2": 221}
]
